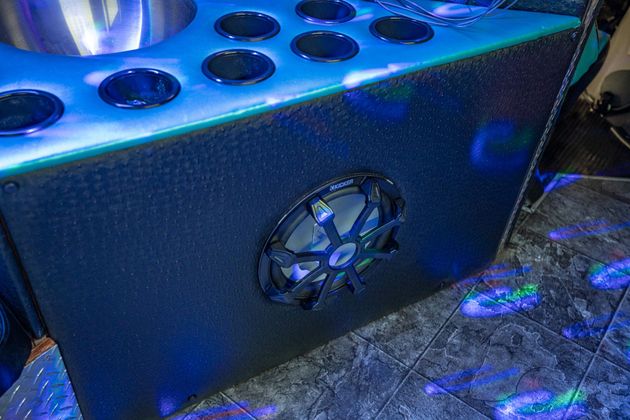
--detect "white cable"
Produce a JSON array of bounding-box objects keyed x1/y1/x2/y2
[{"x1": 369, "y1": 0, "x2": 520, "y2": 27}]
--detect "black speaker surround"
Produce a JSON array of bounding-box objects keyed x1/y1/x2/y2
[{"x1": 259, "y1": 174, "x2": 405, "y2": 310}]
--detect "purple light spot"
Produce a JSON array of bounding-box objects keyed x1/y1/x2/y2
[
  {"x1": 588, "y1": 258, "x2": 630, "y2": 290},
  {"x1": 461, "y1": 285, "x2": 541, "y2": 318},
  {"x1": 549, "y1": 220, "x2": 630, "y2": 241},
  {"x1": 424, "y1": 365, "x2": 519, "y2": 396}
]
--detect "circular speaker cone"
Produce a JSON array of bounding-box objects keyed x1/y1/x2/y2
[
  {"x1": 99, "y1": 69, "x2": 181, "y2": 109},
  {"x1": 291, "y1": 31, "x2": 359, "y2": 62},
  {"x1": 370, "y1": 16, "x2": 434, "y2": 45},
  {"x1": 215, "y1": 12, "x2": 280, "y2": 42},
  {"x1": 203, "y1": 49, "x2": 276, "y2": 85},
  {"x1": 259, "y1": 174, "x2": 406, "y2": 310},
  {"x1": 296, "y1": 0, "x2": 356, "y2": 24},
  {"x1": 0, "y1": 90, "x2": 63, "y2": 136}
]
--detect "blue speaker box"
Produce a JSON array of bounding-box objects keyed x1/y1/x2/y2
[{"x1": 0, "y1": 0, "x2": 600, "y2": 418}]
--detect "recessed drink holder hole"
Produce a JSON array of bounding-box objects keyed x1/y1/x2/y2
[
  {"x1": 203, "y1": 50, "x2": 276, "y2": 85},
  {"x1": 296, "y1": 0, "x2": 356, "y2": 24},
  {"x1": 215, "y1": 12, "x2": 280, "y2": 42},
  {"x1": 99, "y1": 69, "x2": 181, "y2": 109},
  {"x1": 291, "y1": 31, "x2": 359, "y2": 62},
  {"x1": 370, "y1": 16, "x2": 434, "y2": 44},
  {"x1": 0, "y1": 90, "x2": 64, "y2": 136}
]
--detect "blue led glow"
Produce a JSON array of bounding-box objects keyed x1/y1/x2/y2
[
  {"x1": 461, "y1": 284, "x2": 541, "y2": 318},
  {"x1": 424, "y1": 365, "x2": 519, "y2": 395},
  {"x1": 588, "y1": 258, "x2": 630, "y2": 290},
  {"x1": 541, "y1": 173, "x2": 582, "y2": 193},
  {"x1": 562, "y1": 312, "x2": 630, "y2": 340},
  {"x1": 470, "y1": 120, "x2": 534, "y2": 174},
  {"x1": 549, "y1": 220, "x2": 630, "y2": 241},
  {"x1": 343, "y1": 83, "x2": 413, "y2": 122},
  {"x1": 494, "y1": 389, "x2": 587, "y2": 419}
]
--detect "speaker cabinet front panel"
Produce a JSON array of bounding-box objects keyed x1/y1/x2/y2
[{"x1": 0, "y1": 31, "x2": 575, "y2": 419}]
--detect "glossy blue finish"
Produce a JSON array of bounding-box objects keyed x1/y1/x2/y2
[{"x1": 0, "y1": 0, "x2": 579, "y2": 178}]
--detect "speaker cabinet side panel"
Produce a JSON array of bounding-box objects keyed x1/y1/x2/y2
[{"x1": 0, "y1": 31, "x2": 576, "y2": 420}]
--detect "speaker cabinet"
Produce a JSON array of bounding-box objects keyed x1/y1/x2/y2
[{"x1": 0, "y1": 0, "x2": 596, "y2": 418}]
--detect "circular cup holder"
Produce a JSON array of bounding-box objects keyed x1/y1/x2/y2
[
  {"x1": 370, "y1": 16, "x2": 434, "y2": 44},
  {"x1": 203, "y1": 50, "x2": 276, "y2": 85},
  {"x1": 0, "y1": 90, "x2": 64, "y2": 136},
  {"x1": 99, "y1": 69, "x2": 181, "y2": 109},
  {"x1": 291, "y1": 31, "x2": 359, "y2": 62},
  {"x1": 215, "y1": 12, "x2": 280, "y2": 42},
  {"x1": 296, "y1": 0, "x2": 356, "y2": 24}
]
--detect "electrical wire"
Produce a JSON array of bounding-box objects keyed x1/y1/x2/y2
[{"x1": 366, "y1": 0, "x2": 521, "y2": 27}]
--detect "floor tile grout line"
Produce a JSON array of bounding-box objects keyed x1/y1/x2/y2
[
  {"x1": 471, "y1": 280, "x2": 601, "y2": 354},
  {"x1": 410, "y1": 276, "x2": 485, "y2": 372},
  {"x1": 371, "y1": 369, "x2": 413, "y2": 419},
  {"x1": 372, "y1": 278, "x2": 483, "y2": 419},
  {"x1": 522, "y1": 224, "x2": 624, "y2": 268},
  {"x1": 405, "y1": 278, "x2": 496, "y2": 415},
  {"x1": 540, "y1": 179, "x2": 629, "y2": 210},
  {"x1": 577, "y1": 174, "x2": 630, "y2": 183},
  {"x1": 565, "y1": 285, "x2": 630, "y2": 420},
  {"x1": 593, "y1": 284, "x2": 630, "y2": 370},
  {"x1": 475, "y1": 222, "x2": 630, "y2": 355},
  {"x1": 414, "y1": 371, "x2": 492, "y2": 419},
  {"x1": 346, "y1": 332, "x2": 416, "y2": 419},
  {"x1": 350, "y1": 331, "x2": 412, "y2": 370},
  {"x1": 218, "y1": 391, "x2": 257, "y2": 420},
  {"x1": 529, "y1": 179, "x2": 629, "y2": 221}
]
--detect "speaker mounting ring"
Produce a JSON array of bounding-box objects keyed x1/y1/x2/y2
[{"x1": 258, "y1": 174, "x2": 405, "y2": 310}]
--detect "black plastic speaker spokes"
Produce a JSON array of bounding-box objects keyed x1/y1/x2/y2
[{"x1": 259, "y1": 175, "x2": 405, "y2": 310}]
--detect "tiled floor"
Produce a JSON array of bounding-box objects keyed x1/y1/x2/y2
[{"x1": 172, "y1": 176, "x2": 630, "y2": 420}]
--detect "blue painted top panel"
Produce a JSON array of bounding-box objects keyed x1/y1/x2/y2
[{"x1": 0, "y1": 0, "x2": 579, "y2": 178}]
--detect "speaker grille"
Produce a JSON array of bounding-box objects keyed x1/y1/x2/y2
[{"x1": 258, "y1": 174, "x2": 405, "y2": 310}]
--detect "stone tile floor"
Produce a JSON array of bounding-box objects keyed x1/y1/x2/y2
[{"x1": 172, "y1": 176, "x2": 630, "y2": 420}]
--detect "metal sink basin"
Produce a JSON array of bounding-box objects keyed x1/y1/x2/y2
[{"x1": 0, "y1": 0, "x2": 197, "y2": 56}]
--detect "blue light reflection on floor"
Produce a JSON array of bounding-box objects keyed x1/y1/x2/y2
[
  {"x1": 480, "y1": 263, "x2": 532, "y2": 280},
  {"x1": 548, "y1": 219, "x2": 630, "y2": 241},
  {"x1": 494, "y1": 389, "x2": 587, "y2": 419},
  {"x1": 537, "y1": 172, "x2": 583, "y2": 194},
  {"x1": 460, "y1": 284, "x2": 541, "y2": 318},
  {"x1": 562, "y1": 312, "x2": 630, "y2": 340},
  {"x1": 588, "y1": 258, "x2": 630, "y2": 290},
  {"x1": 423, "y1": 365, "x2": 519, "y2": 396}
]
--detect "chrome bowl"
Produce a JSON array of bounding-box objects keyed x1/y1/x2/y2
[{"x1": 0, "y1": 0, "x2": 197, "y2": 56}]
